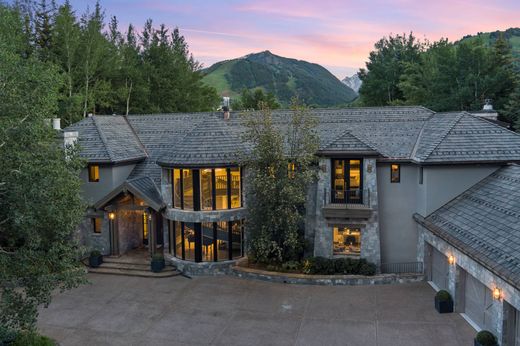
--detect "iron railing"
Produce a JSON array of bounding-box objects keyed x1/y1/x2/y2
[
  {"x1": 326, "y1": 188, "x2": 370, "y2": 207},
  {"x1": 380, "y1": 262, "x2": 424, "y2": 274}
]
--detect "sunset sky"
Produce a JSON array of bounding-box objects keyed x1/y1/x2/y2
[{"x1": 70, "y1": 0, "x2": 520, "y2": 79}]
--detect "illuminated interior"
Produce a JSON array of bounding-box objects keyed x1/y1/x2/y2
[
  {"x1": 333, "y1": 226, "x2": 361, "y2": 256},
  {"x1": 391, "y1": 164, "x2": 400, "y2": 183},
  {"x1": 88, "y1": 165, "x2": 100, "y2": 182},
  {"x1": 171, "y1": 167, "x2": 241, "y2": 210},
  {"x1": 171, "y1": 220, "x2": 244, "y2": 262},
  {"x1": 142, "y1": 213, "x2": 148, "y2": 244},
  {"x1": 92, "y1": 218, "x2": 102, "y2": 233},
  {"x1": 332, "y1": 159, "x2": 362, "y2": 203}
]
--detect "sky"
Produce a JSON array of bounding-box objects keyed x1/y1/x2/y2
[{"x1": 69, "y1": 0, "x2": 520, "y2": 79}]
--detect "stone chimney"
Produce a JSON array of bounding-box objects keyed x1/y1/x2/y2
[
  {"x1": 483, "y1": 99, "x2": 493, "y2": 111},
  {"x1": 59, "y1": 131, "x2": 79, "y2": 160},
  {"x1": 52, "y1": 118, "x2": 61, "y2": 130}
]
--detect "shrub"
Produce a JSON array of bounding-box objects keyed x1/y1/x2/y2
[
  {"x1": 0, "y1": 325, "x2": 17, "y2": 345},
  {"x1": 359, "y1": 263, "x2": 377, "y2": 276},
  {"x1": 475, "y1": 330, "x2": 497, "y2": 346},
  {"x1": 281, "y1": 261, "x2": 301, "y2": 271},
  {"x1": 333, "y1": 258, "x2": 347, "y2": 274},
  {"x1": 90, "y1": 250, "x2": 101, "y2": 257},
  {"x1": 12, "y1": 331, "x2": 55, "y2": 346},
  {"x1": 435, "y1": 290, "x2": 452, "y2": 302}
]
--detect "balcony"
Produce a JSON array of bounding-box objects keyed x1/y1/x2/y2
[{"x1": 322, "y1": 188, "x2": 373, "y2": 219}]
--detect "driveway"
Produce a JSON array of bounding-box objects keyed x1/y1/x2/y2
[{"x1": 38, "y1": 274, "x2": 475, "y2": 346}]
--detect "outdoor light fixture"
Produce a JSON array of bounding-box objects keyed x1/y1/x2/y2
[
  {"x1": 108, "y1": 212, "x2": 116, "y2": 220},
  {"x1": 493, "y1": 287, "x2": 501, "y2": 300},
  {"x1": 448, "y1": 255, "x2": 455, "y2": 265}
]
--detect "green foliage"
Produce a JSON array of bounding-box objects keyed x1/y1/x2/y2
[
  {"x1": 302, "y1": 257, "x2": 376, "y2": 276},
  {"x1": 0, "y1": 325, "x2": 18, "y2": 345},
  {"x1": 12, "y1": 331, "x2": 55, "y2": 346},
  {"x1": 244, "y1": 99, "x2": 318, "y2": 264},
  {"x1": 234, "y1": 88, "x2": 280, "y2": 110},
  {"x1": 0, "y1": 3, "x2": 87, "y2": 332},
  {"x1": 435, "y1": 290, "x2": 452, "y2": 302},
  {"x1": 475, "y1": 330, "x2": 498, "y2": 346},
  {"x1": 90, "y1": 250, "x2": 101, "y2": 257},
  {"x1": 202, "y1": 50, "x2": 357, "y2": 107}
]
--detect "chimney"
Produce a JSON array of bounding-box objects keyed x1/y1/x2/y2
[
  {"x1": 88, "y1": 113, "x2": 93, "y2": 117},
  {"x1": 483, "y1": 99, "x2": 493, "y2": 111},
  {"x1": 59, "y1": 131, "x2": 79, "y2": 160},
  {"x1": 223, "y1": 106, "x2": 230, "y2": 120},
  {"x1": 52, "y1": 118, "x2": 61, "y2": 130}
]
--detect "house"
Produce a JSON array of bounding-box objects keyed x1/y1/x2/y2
[{"x1": 65, "y1": 106, "x2": 520, "y2": 344}]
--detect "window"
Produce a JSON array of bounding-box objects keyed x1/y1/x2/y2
[
  {"x1": 215, "y1": 168, "x2": 228, "y2": 210},
  {"x1": 182, "y1": 169, "x2": 194, "y2": 210},
  {"x1": 230, "y1": 167, "x2": 241, "y2": 208},
  {"x1": 91, "y1": 218, "x2": 102, "y2": 233},
  {"x1": 333, "y1": 226, "x2": 361, "y2": 256},
  {"x1": 231, "y1": 220, "x2": 243, "y2": 259},
  {"x1": 173, "y1": 169, "x2": 182, "y2": 208},
  {"x1": 88, "y1": 165, "x2": 99, "y2": 182},
  {"x1": 288, "y1": 162, "x2": 295, "y2": 179},
  {"x1": 201, "y1": 222, "x2": 214, "y2": 262},
  {"x1": 174, "y1": 221, "x2": 182, "y2": 259},
  {"x1": 419, "y1": 166, "x2": 423, "y2": 185},
  {"x1": 216, "y1": 221, "x2": 229, "y2": 261},
  {"x1": 142, "y1": 213, "x2": 149, "y2": 245},
  {"x1": 391, "y1": 164, "x2": 400, "y2": 183},
  {"x1": 184, "y1": 223, "x2": 195, "y2": 261},
  {"x1": 200, "y1": 169, "x2": 213, "y2": 210},
  {"x1": 331, "y1": 159, "x2": 363, "y2": 203}
]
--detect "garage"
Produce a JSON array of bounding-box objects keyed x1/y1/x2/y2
[
  {"x1": 464, "y1": 272, "x2": 495, "y2": 333},
  {"x1": 430, "y1": 246, "x2": 449, "y2": 290}
]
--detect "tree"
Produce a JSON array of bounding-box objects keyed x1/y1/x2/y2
[
  {"x1": 34, "y1": 0, "x2": 56, "y2": 61},
  {"x1": 0, "y1": 4, "x2": 86, "y2": 332},
  {"x1": 234, "y1": 88, "x2": 280, "y2": 110},
  {"x1": 359, "y1": 33, "x2": 424, "y2": 106},
  {"x1": 243, "y1": 99, "x2": 318, "y2": 264}
]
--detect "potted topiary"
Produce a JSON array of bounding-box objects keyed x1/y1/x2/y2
[
  {"x1": 434, "y1": 290, "x2": 453, "y2": 313},
  {"x1": 89, "y1": 250, "x2": 103, "y2": 268},
  {"x1": 474, "y1": 330, "x2": 498, "y2": 346},
  {"x1": 151, "y1": 253, "x2": 165, "y2": 273}
]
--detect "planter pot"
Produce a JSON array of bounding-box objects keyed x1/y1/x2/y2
[
  {"x1": 151, "y1": 259, "x2": 165, "y2": 273},
  {"x1": 434, "y1": 296, "x2": 453, "y2": 313},
  {"x1": 89, "y1": 255, "x2": 103, "y2": 268},
  {"x1": 474, "y1": 340, "x2": 498, "y2": 346}
]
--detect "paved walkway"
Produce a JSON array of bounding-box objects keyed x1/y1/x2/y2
[{"x1": 38, "y1": 274, "x2": 475, "y2": 346}]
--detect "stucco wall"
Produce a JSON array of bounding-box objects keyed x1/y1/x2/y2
[
  {"x1": 377, "y1": 163, "x2": 419, "y2": 264},
  {"x1": 80, "y1": 163, "x2": 135, "y2": 205}
]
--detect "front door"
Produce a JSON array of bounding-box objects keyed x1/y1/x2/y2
[
  {"x1": 332, "y1": 159, "x2": 362, "y2": 204},
  {"x1": 142, "y1": 212, "x2": 149, "y2": 245}
]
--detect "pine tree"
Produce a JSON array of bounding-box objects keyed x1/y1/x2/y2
[{"x1": 34, "y1": 0, "x2": 56, "y2": 61}]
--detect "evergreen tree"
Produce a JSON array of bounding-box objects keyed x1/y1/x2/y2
[{"x1": 34, "y1": 0, "x2": 55, "y2": 61}]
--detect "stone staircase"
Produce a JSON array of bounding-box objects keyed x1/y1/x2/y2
[{"x1": 86, "y1": 255, "x2": 182, "y2": 278}]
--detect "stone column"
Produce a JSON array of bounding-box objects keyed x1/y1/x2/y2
[
  {"x1": 313, "y1": 157, "x2": 332, "y2": 257},
  {"x1": 361, "y1": 158, "x2": 381, "y2": 268}
]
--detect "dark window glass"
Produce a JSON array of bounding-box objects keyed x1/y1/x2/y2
[
  {"x1": 419, "y1": 166, "x2": 423, "y2": 185},
  {"x1": 183, "y1": 169, "x2": 194, "y2": 210},
  {"x1": 88, "y1": 165, "x2": 99, "y2": 182},
  {"x1": 391, "y1": 164, "x2": 400, "y2": 183},
  {"x1": 92, "y1": 218, "x2": 102, "y2": 233},
  {"x1": 175, "y1": 221, "x2": 182, "y2": 259},
  {"x1": 201, "y1": 222, "x2": 213, "y2": 262},
  {"x1": 216, "y1": 221, "x2": 229, "y2": 261},
  {"x1": 200, "y1": 169, "x2": 213, "y2": 211},
  {"x1": 215, "y1": 168, "x2": 228, "y2": 210},
  {"x1": 231, "y1": 220, "x2": 243, "y2": 259},
  {"x1": 173, "y1": 169, "x2": 182, "y2": 208},
  {"x1": 184, "y1": 223, "x2": 195, "y2": 261}
]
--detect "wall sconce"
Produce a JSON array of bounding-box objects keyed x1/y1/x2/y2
[
  {"x1": 108, "y1": 212, "x2": 116, "y2": 220},
  {"x1": 493, "y1": 287, "x2": 501, "y2": 300},
  {"x1": 367, "y1": 163, "x2": 373, "y2": 173},
  {"x1": 447, "y1": 255, "x2": 455, "y2": 265}
]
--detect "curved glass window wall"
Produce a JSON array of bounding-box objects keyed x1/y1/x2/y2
[
  {"x1": 171, "y1": 167, "x2": 242, "y2": 210},
  {"x1": 169, "y1": 220, "x2": 244, "y2": 262}
]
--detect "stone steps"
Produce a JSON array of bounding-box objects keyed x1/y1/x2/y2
[{"x1": 88, "y1": 266, "x2": 181, "y2": 278}]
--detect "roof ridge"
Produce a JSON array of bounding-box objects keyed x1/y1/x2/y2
[
  {"x1": 91, "y1": 116, "x2": 113, "y2": 161},
  {"x1": 418, "y1": 112, "x2": 465, "y2": 162},
  {"x1": 464, "y1": 112, "x2": 520, "y2": 137},
  {"x1": 410, "y1": 113, "x2": 433, "y2": 161},
  {"x1": 123, "y1": 115, "x2": 149, "y2": 158}
]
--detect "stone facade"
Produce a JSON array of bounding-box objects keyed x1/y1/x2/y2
[
  {"x1": 79, "y1": 210, "x2": 111, "y2": 256},
  {"x1": 418, "y1": 225, "x2": 520, "y2": 345}
]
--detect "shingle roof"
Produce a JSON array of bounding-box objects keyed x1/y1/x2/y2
[
  {"x1": 156, "y1": 114, "x2": 250, "y2": 167},
  {"x1": 67, "y1": 115, "x2": 147, "y2": 163},
  {"x1": 415, "y1": 164, "x2": 520, "y2": 289}
]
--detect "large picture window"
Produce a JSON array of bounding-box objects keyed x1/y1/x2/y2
[
  {"x1": 88, "y1": 165, "x2": 100, "y2": 182},
  {"x1": 171, "y1": 167, "x2": 241, "y2": 211},
  {"x1": 170, "y1": 220, "x2": 245, "y2": 262},
  {"x1": 333, "y1": 226, "x2": 361, "y2": 256}
]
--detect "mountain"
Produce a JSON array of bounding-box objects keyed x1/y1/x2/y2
[
  {"x1": 201, "y1": 51, "x2": 357, "y2": 107},
  {"x1": 459, "y1": 27, "x2": 520, "y2": 67},
  {"x1": 342, "y1": 74, "x2": 362, "y2": 94}
]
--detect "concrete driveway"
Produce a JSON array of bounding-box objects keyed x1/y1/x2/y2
[{"x1": 38, "y1": 274, "x2": 475, "y2": 346}]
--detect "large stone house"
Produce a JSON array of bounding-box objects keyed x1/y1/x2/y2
[{"x1": 65, "y1": 106, "x2": 520, "y2": 344}]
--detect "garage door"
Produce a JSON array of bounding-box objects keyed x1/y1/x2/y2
[
  {"x1": 465, "y1": 272, "x2": 495, "y2": 333},
  {"x1": 431, "y1": 247, "x2": 449, "y2": 290}
]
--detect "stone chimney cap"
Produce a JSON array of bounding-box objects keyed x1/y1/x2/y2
[{"x1": 52, "y1": 118, "x2": 61, "y2": 130}]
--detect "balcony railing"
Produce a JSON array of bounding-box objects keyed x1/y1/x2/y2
[
  {"x1": 326, "y1": 188, "x2": 370, "y2": 208},
  {"x1": 380, "y1": 262, "x2": 424, "y2": 274}
]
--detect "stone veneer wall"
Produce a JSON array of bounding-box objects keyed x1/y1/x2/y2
[
  {"x1": 418, "y1": 225, "x2": 520, "y2": 345},
  {"x1": 79, "y1": 210, "x2": 111, "y2": 256},
  {"x1": 311, "y1": 157, "x2": 381, "y2": 268}
]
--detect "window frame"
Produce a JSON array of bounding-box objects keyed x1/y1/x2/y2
[
  {"x1": 330, "y1": 158, "x2": 364, "y2": 204},
  {"x1": 88, "y1": 164, "x2": 100, "y2": 182},
  {"x1": 91, "y1": 217, "x2": 102, "y2": 234},
  {"x1": 390, "y1": 164, "x2": 401, "y2": 183},
  {"x1": 332, "y1": 225, "x2": 362, "y2": 257}
]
